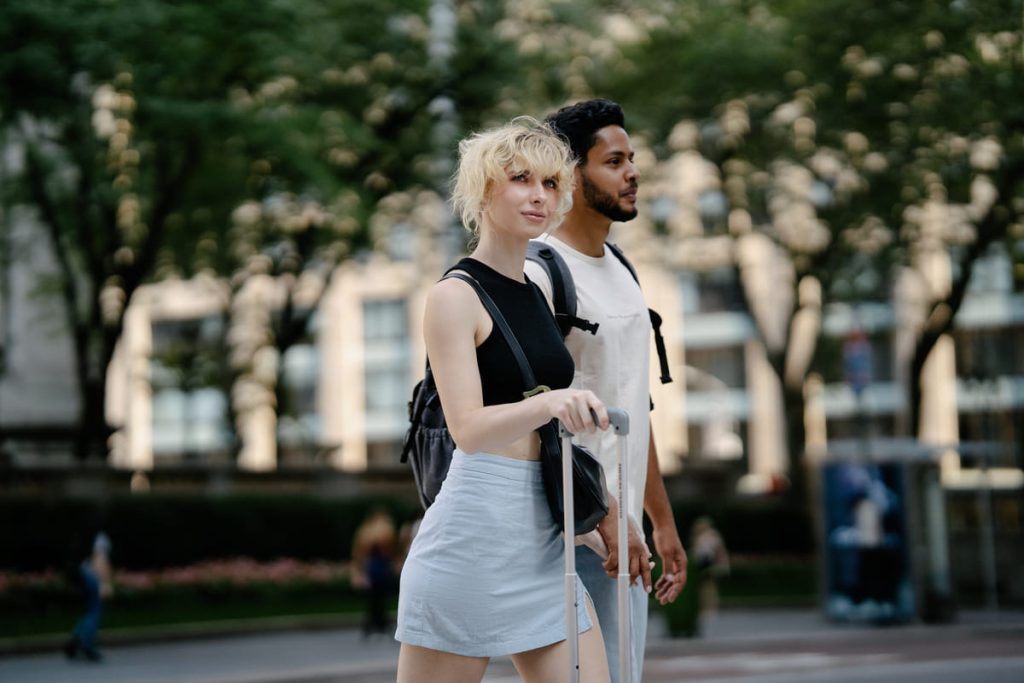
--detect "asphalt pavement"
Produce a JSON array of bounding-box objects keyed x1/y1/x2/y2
[{"x1": 1, "y1": 608, "x2": 1022, "y2": 683}]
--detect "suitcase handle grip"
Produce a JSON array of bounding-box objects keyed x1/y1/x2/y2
[{"x1": 557, "y1": 407, "x2": 630, "y2": 437}]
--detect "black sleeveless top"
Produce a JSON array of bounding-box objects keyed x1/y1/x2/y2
[{"x1": 447, "y1": 257, "x2": 574, "y2": 406}]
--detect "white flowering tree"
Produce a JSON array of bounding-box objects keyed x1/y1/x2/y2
[
  {"x1": 600, "y1": 0, "x2": 1023, "y2": 493},
  {"x1": 0, "y1": 1, "x2": 316, "y2": 459},
  {"x1": 0, "y1": 0, "x2": 439, "y2": 460},
  {"x1": 222, "y1": 193, "x2": 362, "y2": 465},
  {"x1": 0, "y1": 0, "x2": 651, "y2": 463},
  {"x1": 749, "y1": 0, "x2": 1024, "y2": 440}
]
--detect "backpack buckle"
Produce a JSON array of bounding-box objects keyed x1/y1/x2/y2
[{"x1": 522, "y1": 384, "x2": 551, "y2": 399}]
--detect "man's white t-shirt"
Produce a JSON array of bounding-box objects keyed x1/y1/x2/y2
[{"x1": 524, "y1": 235, "x2": 651, "y2": 528}]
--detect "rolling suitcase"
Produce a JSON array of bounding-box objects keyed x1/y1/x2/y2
[{"x1": 560, "y1": 407, "x2": 632, "y2": 683}]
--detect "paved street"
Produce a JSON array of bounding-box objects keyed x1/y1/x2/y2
[{"x1": 2, "y1": 609, "x2": 1021, "y2": 683}]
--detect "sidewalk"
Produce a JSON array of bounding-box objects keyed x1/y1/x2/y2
[{"x1": 1, "y1": 608, "x2": 1021, "y2": 683}]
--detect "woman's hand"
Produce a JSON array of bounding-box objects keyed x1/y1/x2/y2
[{"x1": 543, "y1": 389, "x2": 609, "y2": 435}]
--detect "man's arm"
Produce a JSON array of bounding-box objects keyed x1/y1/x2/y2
[
  {"x1": 595, "y1": 491, "x2": 653, "y2": 592},
  {"x1": 644, "y1": 425, "x2": 687, "y2": 604},
  {"x1": 525, "y1": 256, "x2": 652, "y2": 586}
]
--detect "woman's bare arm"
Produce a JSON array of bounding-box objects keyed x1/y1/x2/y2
[{"x1": 425, "y1": 278, "x2": 607, "y2": 454}]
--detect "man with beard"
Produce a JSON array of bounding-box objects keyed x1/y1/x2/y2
[{"x1": 525, "y1": 99, "x2": 687, "y2": 683}]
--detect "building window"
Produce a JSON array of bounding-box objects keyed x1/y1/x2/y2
[
  {"x1": 150, "y1": 316, "x2": 232, "y2": 462},
  {"x1": 687, "y1": 419, "x2": 747, "y2": 463},
  {"x1": 1013, "y1": 238, "x2": 1024, "y2": 293},
  {"x1": 953, "y1": 327, "x2": 1024, "y2": 378},
  {"x1": 826, "y1": 414, "x2": 897, "y2": 442},
  {"x1": 687, "y1": 345, "x2": 746, "y2": 389},
  {"x1": 363, "y1": 299, "x2": 411, "y2": 466},
  {"x1": 958, "y1": 407, "x2": 1022, "y2": 468},
  {"x1": 967, "y1": 243, "x2": 1014, "y2": 294},
  {"x1": 277, "y1": 311, "x2": 321, "y2": 462},
  {"x1": 680, "y1": 268, "x2": 746, "y2": 315}
]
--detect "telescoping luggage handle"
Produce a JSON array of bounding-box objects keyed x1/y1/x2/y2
[{"x1": 558, "y1": 407, "x2": 631, "y2": 683}]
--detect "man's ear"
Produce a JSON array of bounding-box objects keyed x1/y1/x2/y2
[{"x1": 573, "y1": 165, "x2": 585, "y2": 185}]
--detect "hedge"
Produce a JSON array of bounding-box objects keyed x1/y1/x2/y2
[
  {"x1": 1, "y1": 493, "x2": 815, "y2": 572},
  {"x1": 662, "y1": 499, "x2": 815, "y2": 556},
  {"x1": 658, "y1": 557, "x2": 819, "y2": 637},
  {"x1": 0, "y1": 494, "x2": 420, "y2": 572},
  {"x1": 0, "y1": 578, "x2": 368, "y2": 639}
]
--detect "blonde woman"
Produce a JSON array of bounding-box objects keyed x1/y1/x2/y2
[{"x1": 395, "y1": 119, "x2": 612, "y2": 683}]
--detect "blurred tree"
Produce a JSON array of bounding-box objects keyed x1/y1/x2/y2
[
  {"x1": 603, "y1": 1, "x2": 817, "y2": 494},
  {"x1": 0, "y1": 0, "x2": 445, "y2": 461},
  {"x1": 602, "y1": 0, "x2": 1022, "y2": 494},
  {"x1": 0, "y1": 0, "x2": 330, "y2": 459},
  {"x1": 780, "y1": 0, "x2": 1024, "y2": 438}
]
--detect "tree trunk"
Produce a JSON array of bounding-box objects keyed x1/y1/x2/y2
[
  {"x1": 218, "y1": 309, "x2": 242, "y2": 461},
  {"x1": 73, "y1": 324, "x2": 121, "y2": 461},
  {"x1": 783, "y1": 383, "x2": 808, "y2": 502},
  {"x1": 75, "y1": 376, "x2": 111, "y2": 461},
  {"x1": 908, "y1": 199, "x2": 1015, "y2": 437},
  {"x1": 272, "y1": 304, "x2": 303, "y2": 463}
]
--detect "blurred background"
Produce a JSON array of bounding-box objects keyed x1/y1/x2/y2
[{"x1": 0, "y1": 0, "x2": 1021, "y2": 650}]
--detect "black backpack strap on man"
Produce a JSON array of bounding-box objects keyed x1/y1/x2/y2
[
  {"x1": 525, "y1": 240, "x2": 673, "y2": 385},
  {"x1": 525, "y1": 241, "x2": 600, "y2": 337}
]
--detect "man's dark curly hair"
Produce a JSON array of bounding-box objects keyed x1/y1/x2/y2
[{"x1": 544, "y1": 99, "x2": 626, "y2": 166}]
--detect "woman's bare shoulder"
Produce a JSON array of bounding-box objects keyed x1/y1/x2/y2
[{"x1": 425, "y1": 273, "x2": 483, "y2": 330}]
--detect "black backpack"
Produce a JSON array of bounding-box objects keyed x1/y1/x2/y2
[
  {"x1": 400, "y1": 358, "x2": 453, "y2": 510},
  {"x1": 525, "y1": 240, "x2": 673, "y2": 385},
  {"x1": 400, "y1": 269, "x2": 553, "y2": 509},
  {"x1": 399, "y1": 269, "x2": 609, "y2": 534},
  {"x1": 400, "y1": 270, "x2": 523, "y2": 510}
]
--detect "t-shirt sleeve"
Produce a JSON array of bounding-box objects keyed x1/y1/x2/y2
[{"x1": 523, "y1": 259, "x2": 555, "y2": 313}]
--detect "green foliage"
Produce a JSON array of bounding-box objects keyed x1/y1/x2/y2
[
  {"x1": 669, "y1": 499, "x2": 816, "y2": 555},
  {"x1": 0, "y1": 0, "x2": 443, "y2": 456},
  {"x1": 607, "y1": 1, "x2": 791, "y2": 147},
  {"x1": 0, "y1": 493, "x2": 810, "y2": 572},
  {"x1": 0, "y1": 579, "x2": 366, "y2": 639},
  {"x1": 659, "y1": 557, "x2": 819, "y2": 637},
  {"x1": 0, "y1": 495, "x2": 419, "y2": 572},
  {"x1": 4, "y1": 0, "x2": 1023, "y2": 465}
]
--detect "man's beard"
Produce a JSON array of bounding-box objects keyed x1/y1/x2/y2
[{"x1": 581, "y1": 171, "x2": 638, "y2": 222}]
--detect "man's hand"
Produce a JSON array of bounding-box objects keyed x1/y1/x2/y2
[
  {"x1": 651, "y1": 526, "x2": 687, "y2": 605},
  {"x1": 596, "y1": 497, "x2": 653, "y2": 593}
]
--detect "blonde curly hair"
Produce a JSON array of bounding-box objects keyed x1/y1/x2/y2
[{"x1": 450, "y1": 117, "x2": 575, "y2": 236}]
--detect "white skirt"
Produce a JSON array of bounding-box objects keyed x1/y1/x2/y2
[{"x1": 395, "y1": 449, "x2": 593, "y2": 657}]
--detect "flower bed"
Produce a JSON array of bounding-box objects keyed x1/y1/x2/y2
[
  {"x1": 112, "y1": 557, "x2": 350, "y2": 590},
  {"x1": 0, "y1": 558, "x2": 364, "y2": 639}
]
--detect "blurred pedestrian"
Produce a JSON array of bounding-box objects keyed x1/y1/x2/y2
[
  {"x1": 395, "y1": 118, "x2": 614, "y2": 682},
  {"x1": 63, "y1": 529, "x2": 113, "y2": 662},
  {"x1": 395, "y1": 511, "x2": 422, "y2": 574},
  {"x1": 351, "y1": 508, "x2": 398, "y2": 638},
  {"x1": 690, "y1": 516, "x2": 730, "y2": 634}
]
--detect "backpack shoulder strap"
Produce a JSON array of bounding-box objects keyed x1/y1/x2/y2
[
  {"x1": 526, "y1": 241, "x2": 599, "y2": 337},
  {"x1": 605, "y1": 241, "x2": 673, "y2": 385},
  {"x1": 605, "y1": 241, "x2": 639, "y2": 283}
]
